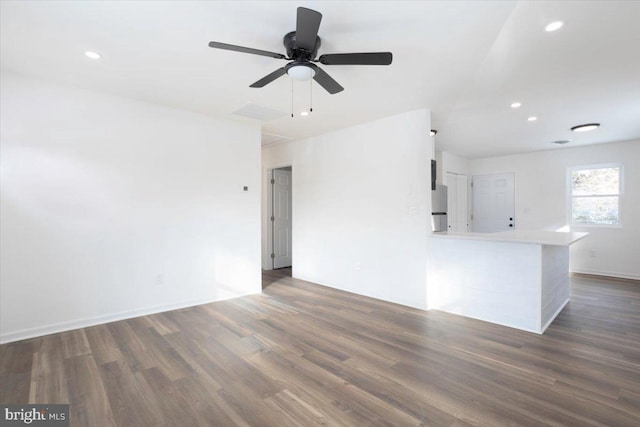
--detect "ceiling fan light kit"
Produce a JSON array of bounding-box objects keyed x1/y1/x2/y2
[
  {"x1": 208, "y1": 6, "x2": 393, "y2": 105},
  {"x1": 286, "y1": 63, "x2": 316, "y2": 81}
]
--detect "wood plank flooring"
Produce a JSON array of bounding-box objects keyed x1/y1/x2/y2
[{"x1": 1, "y1": 269, "x2": 639, "y2": 426}]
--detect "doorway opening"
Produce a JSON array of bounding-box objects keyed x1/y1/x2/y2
[{"x1": 268, "y1": 166, "x2": 292, "y2": 270}]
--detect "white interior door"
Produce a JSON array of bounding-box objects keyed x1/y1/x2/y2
[
  {"x1": 472, "y1": 173, "x2": 515, "y2": 232},
  {"x1": 446, "y1": 172, "x2": 469, "y2": 232},
  {"x1": 272, "y1": 168, "x2": 292, "y2": 269}
]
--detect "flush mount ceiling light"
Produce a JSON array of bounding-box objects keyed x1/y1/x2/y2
[
  {"x1": 510, "y1": 102, "x2": 522, "y2": 109},
  {"x1": 545, "y1": 21, "x2": 564, "y2": 32},
  {"x1": 552, "y1": 140, "x2": 571, "y2": 145},
  {"x1": 527, "y1": 116, "x2": 537, "y2": 121},
  {"x1": 300, "y1": 111, "x2": 309, "y2": 117},
  {"x1": 84, "y1": 51, "x2": 101, "y2": 59},
  {"x1": 571, "y1": 123, "x2": 600, "y2": 132},
  {"x1": 430, "y1": 130, "x2": 438, "y2": 136},
  {"x1": 286, "y1": 63, "x2": 316, "y2": 81}
]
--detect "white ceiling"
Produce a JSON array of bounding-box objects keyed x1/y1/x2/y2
[{"x1": 1, "y1": 1, "x2": 639, "y2": 158}]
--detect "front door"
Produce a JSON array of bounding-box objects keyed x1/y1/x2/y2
[
  {"x1": 472, "y1": 173, "x2": 515, "y2": 232},
  {"x1": 272, "y1": 168, "x2": 292, "y2": 269}
]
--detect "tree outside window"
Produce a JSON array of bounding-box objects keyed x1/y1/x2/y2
[{"x1": 569, "y1": 164, "x2": 622, "y2": 225}]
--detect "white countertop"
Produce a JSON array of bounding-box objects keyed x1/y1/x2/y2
[{"x1": 431, "y1": 230, "x2": 588, "y2": 246}]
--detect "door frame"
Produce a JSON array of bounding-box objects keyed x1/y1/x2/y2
[{"x1": 262, "y1": 162, "x2": 294, "y2": 270}]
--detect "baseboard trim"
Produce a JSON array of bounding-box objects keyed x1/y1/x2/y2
[
  {"x1": 293, "y1": 273, "x2": 428, "y2": 311},
  {"x1": 571, "y1": 269, "x2": 640, "y2": 282},
  {"x1": 0, "y1": 291, "x2": 260, "y2": 345}
]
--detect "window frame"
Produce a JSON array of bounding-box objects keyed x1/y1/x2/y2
[{"x1": 567, "y1": 163, "x2": 624, "y2": 228}]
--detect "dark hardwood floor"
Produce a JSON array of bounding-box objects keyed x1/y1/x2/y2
[{"x1": 1, "y1": 270, "x2": 639, "y2": 426}]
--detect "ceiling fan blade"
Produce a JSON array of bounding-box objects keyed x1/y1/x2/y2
[
  {"x1": 250, "y1": 67, "x2": 287, "y2": 88},
  {"x1": 295, "y1": 7, "x2": 322, "y2": 51},
  {"x1": 312, "y1": 66, "x2": 344, "y2": 94},
  {"x1": 319, "y1": 52, "x2": 393, "y2": 66},
  {"x1": 208, "y1": 41, "x2": 286, "y2": 59}
]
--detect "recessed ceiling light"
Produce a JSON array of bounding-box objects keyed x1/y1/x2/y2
[
  {"x1": 300, "y1": 111, "x2": 309, "y2": 117},
  {"x1": 430, "y1": 129, "x2": 437, "y2": 136},
  {"x1": 552, "y1": 140, "x2": 571, "y2": 145},
  {"x1": 527, "y1": 116, "x2": 537, "y2": 121},
  {"x1": 545, "y1": 21, "x2": 564, "y2": 32},
  {"x1": 85, "y1": 51, "x2": 101, "y2": 59},
  {"x1": 571, "y1": 123, "x2": 600, "y2": 132},
  {"x1": 510, "y1": 102, "x2": 522, "y2": 109}
]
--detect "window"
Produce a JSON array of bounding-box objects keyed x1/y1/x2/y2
[{"x1": 569, "y1": 164, "x2": 623, "y2": 226}]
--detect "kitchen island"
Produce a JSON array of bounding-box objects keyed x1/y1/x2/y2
[{"x1": 428, "y1": 230, "x2": 588, "y2": 334}]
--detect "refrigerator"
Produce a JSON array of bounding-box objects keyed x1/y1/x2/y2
[{"x1": 431, "y1": 184, "x2": 448, "y2": 232}]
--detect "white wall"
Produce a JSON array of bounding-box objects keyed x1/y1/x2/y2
[
  {"x1": 441, "y1": 151, "x2": 470, "y2": 176},
  {"x1": 0, "y1": 72, "x2": 262, "y2": 343},
  {"x1": 263, "y1": 109, "x2": 432, "y2": 309},
  {"x1": 470, "y1": 140, "x2": 640, "y2": 280}
]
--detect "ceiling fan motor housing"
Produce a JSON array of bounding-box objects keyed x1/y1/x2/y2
[{"x1": 284, "y1": 31, "x2": 321, "y2": 61}]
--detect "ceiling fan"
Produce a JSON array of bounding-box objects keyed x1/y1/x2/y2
[{"x1": 208, "y1": 7, "x2": 392, "y2": 95}]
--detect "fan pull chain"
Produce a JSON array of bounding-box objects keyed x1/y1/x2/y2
[
  {"x1": 291, "y1": 79, "x2": 294, "y2": 118},
  {"x1": 310, "y1": 78, "x2": 313, "y2": 113}
]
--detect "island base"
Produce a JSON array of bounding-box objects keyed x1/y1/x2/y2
[{"x1": 428, "y1": 237, "x2": 571, "y2": 334}]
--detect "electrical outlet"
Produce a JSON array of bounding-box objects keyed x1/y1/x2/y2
[
  {"x1": 589, "y1": 250, "x2": 597, "y2": 258},
  {"x1": 355, "y1": 262, "x2": 362, "y2": 271},
  {"x1": 155, "y1": 273, "x2": 165, "y2": 286}
]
